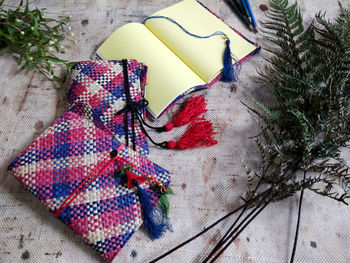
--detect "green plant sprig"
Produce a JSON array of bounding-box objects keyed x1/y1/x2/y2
[
  {"x1": 147, "y1": 2, "x2": 350, "y2": 262},
  {"x1": 245, "y1": 0, "x2": 350, "y2": 206},
  {"x1": 0, "y1": 0, "x2": 76, "y2": 85}
]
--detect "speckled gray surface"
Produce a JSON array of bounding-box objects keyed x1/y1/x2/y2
[{"x1": 0, "y1": 1, "x2": 349, "y2": 262}]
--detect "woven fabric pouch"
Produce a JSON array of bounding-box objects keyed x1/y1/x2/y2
[
  {"x1": 7, "y1": 59, "x2": 171, "y2": 262},
  {"x1": 67, "y1": 59, "x2": 149, "y2": 156}
]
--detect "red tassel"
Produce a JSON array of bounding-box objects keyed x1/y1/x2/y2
[
  {"x1": 167, "y1": 117, "x2": 218, "y2": 149},
  {"x1": 164, "y1": 95, "x2": 207, "y2": 132},
  {"x1": 126, "y1": 170, "x2": 147, "y2": 188}
]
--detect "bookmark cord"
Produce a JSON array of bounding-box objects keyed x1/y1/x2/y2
[
  {"x1": 118, "y1": 61, "x2": 218, "y2": 149},
  {"x1": 119, "y1": 59, "x2": 171, "y2": 149},
  {"x1": 143, "y1": 15, "x2": 227, "y2": 39},
  {"x1": 142, "y1": 15, "x2": 237, "y2": 82},
  {"x1": 122, "y1": 59, "x2": 135, "y2": 150},
  {"x1": 136, "y1": 111, "x2": 170, "y2": 132},
  {"x1": 115, "y1": 97, "x2": 169, "y2": 148},
  {"x1": 134, "y1": 112, "x2": 168, "y2": 148}
]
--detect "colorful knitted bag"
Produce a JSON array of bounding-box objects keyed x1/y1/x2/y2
[{"x1": 7, "y1": 59, "x2": 172, "y2": 262}]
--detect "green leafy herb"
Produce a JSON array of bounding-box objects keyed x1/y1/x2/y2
[
  {"x1": 115, "y1": 164, "x2": 133, "y2": 178},
  {"x1": 245, "y1": 0, "x2": 350, "y2": 205},
  {"x1": 158, "y1": 186, "x2": 174, "y2": 216},
  {"x1": 0, "y1": 0, "x2": 76, "y2": 85}
]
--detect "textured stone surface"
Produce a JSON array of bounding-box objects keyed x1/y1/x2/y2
[{"x1": 0, "y1": 0, "x2": 349, "y2": 262}]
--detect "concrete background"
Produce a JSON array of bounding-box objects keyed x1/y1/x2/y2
[{"x1": 0, "y1": 0, "x2": 349, "y2": 262}]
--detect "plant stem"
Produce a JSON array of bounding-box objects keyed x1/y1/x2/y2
[
  {"x1": 203, "y1": 158, "x2": 302, "y2": 262},
  {"x1": 209, "y1": 199, "x2": 272, "y2": 263},
  {"x1": 289, "y1": 170, "x2": 306, "y2": 263},
  {"x1": 149, "y1": 189, "x2": 271, "y2": 263},
  {"x1": 203, "y1": 188, "x2": 273, "y2": 262}
]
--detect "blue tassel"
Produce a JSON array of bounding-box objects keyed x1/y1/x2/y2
[
  {"x1": 222, "y1": 38, "x2": 235, "y2": 82},
  {"x1": 142, "y1": 16, "x2": 238, "y2": 83},
  {"x1": 133, "y1": 180, "x2": 171, "y2": 240}
]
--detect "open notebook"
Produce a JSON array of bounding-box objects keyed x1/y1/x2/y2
[{"x1": 97, "y1": 0, "x2": 259, "y2": 118}]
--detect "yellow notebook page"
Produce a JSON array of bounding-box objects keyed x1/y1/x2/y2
[
  {"x1": 144, "y1": 0, "x2": 257, "y2": 83},
  {"x1": 97, "y1": 23, "x2": 205, "y2": 117}
]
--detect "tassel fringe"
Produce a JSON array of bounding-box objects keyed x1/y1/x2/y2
[
  {"x1": 126, "y1": 170, "x2": 146, "y2": 188},
  {"x1": 133, "y1": 94, "x2": 216, "y2": 150},
  {"x1": 222, "y1": 38, "x2": 235, "y2": 82},
  {"x1": 167, "y1": 117, "x2": 218, "y2": 149},
  {"x1": 172, "y1": 95, "x2": 207, "y2": 127},
  {"x1": 133, "y1": 180, "x2": 172, "y2": 240},
  {"x1": 161, "y1": 95, "x2": 208, "y2": 132}
]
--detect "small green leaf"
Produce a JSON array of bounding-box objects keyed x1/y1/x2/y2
[
  {"x1": 43, "y1": 18, "x2": 57, "y2": 22},
  {"x1": 61, "y1": 18, "x2": 70, "y2": 24},
  {"x1": 165, "y1": 186, "x2": 174, "y2": 195},
  {"x1": 254, "y1": 99, "x2": 279, "y2": 121},
  {"x1": 25, "y1": 0, "x2": 29, "y2": 12},
  {"x1": 19, "y1": 54, "x2": 23, "y2": 64},
  {"x1": 0, "y1": 0, "x2": 75, "y2": 86},
  {"x1": 120, "y1": 164, "x2": 133, "y2": 172},
  {"x1": 0, "y1": 46, "x2": 10, "y2": 55},
  {"x1": 45, "y1": 56, "x2": 67, "y2": 63},
  {"x1": 51, "y1": 44, "x2": 60, "y2": 52},
  {"x1": 38, "y1": 46, "x2": 45, "y2": 57},
  {"x1": 53, "y1": 35, "x2": 64, "y2": 41},
  {"x1": 66, "y1": 61, "x2": 77, "y2": 69},
  {"x1": 158, "y1": 194, "x2": 170, "y2": 216},
  {"x1": 8, "y1": 27, "x2": 14, "y2": 37},
  {"x1": 34, "y1": 18, "x2": 38, "y2": 34},
  {"x1": 52, "y1": 75, "x2": 63, "y2": 83}
]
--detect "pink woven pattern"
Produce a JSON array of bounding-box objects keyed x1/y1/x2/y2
[
  {"x1": 8, "y1": 60, "x2": 171, "y2": 262},
  {"x1": 67, "y1": 59, "x2": 149, "y2": 156}
]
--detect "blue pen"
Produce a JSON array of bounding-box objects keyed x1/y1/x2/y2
[
  {"x1": 243, "y1": 0, "x2": 258, "y2": 32},
  {"x1": 240, "y1": 0, "x2": 251, "y2": 23}
]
